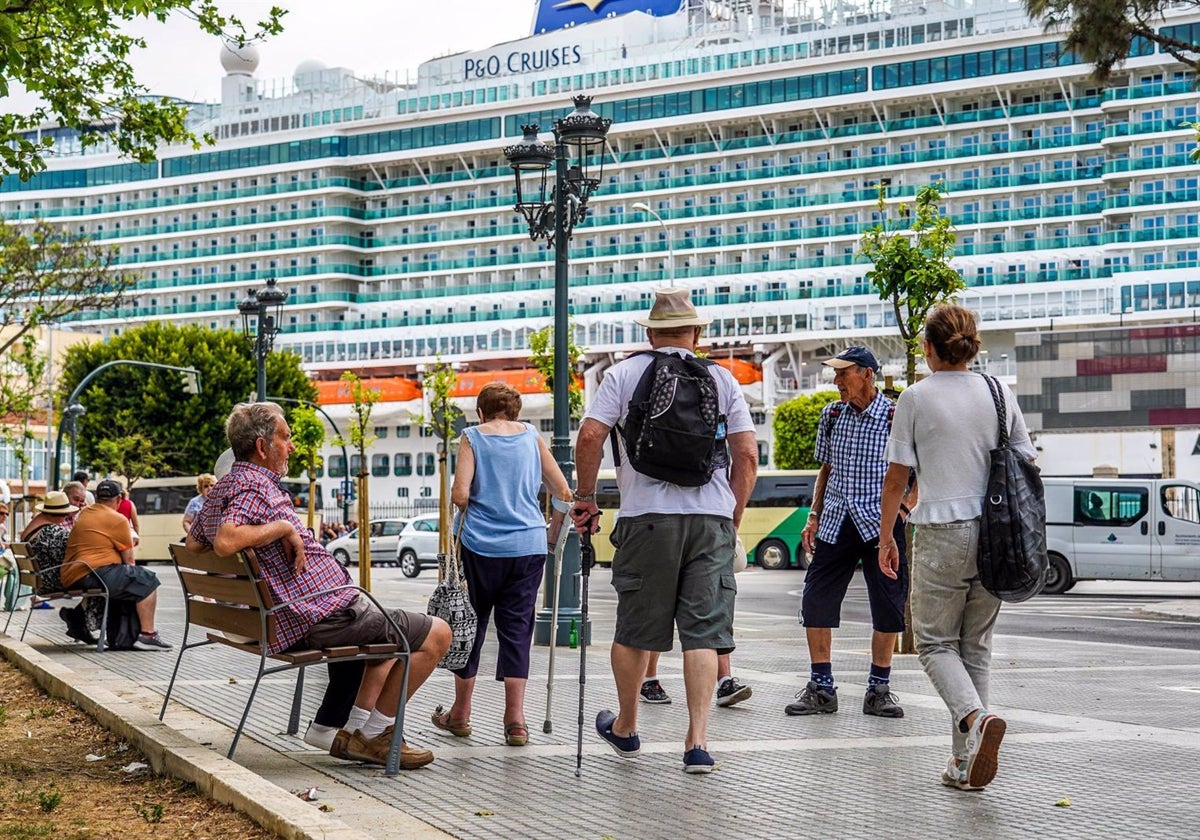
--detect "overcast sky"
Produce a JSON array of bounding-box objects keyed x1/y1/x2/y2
[{"x1": 15, "y1": 0, "x2": 537, "y2": 107}]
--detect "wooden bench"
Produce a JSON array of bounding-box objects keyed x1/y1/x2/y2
[
  {"x1": 160, "y1": 543, "x2": 413, "y2": 775},
  {"x1": 2, "y1": 542, "x2": 111, "y2": 653}
]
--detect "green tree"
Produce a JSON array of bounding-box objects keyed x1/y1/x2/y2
[
  {"x1": 289, "y1": 405, "x2": 325, "y2": 530},
  {"x1": 0, "y1": 1, "x2": 285, "y2": 181},
  {"x1": 0, "y1": 218, "x2": 134, "y2": 359},
  {"x1": 1024, "y1": 0, "x2": 1200, "y2": 83},
  {"x1": 57, "y1": 322, "x2": 315, "y2": 477},
  {"x1": 772, "y1": 391, "x2": 840, "y2": 470},
  {"x1": 335, "y1": 371, "x2": 379, "y2": 589},
  {"x1": 420, "y1": 360, "x2": 463, "y2": 438},
  {"x1": 859, "y1": 184, "x2": 964, "y2": 386},
  {"x1": 528, "y1": 322, "x2": 585, "y2": 418},
  {"x1": 0, "y1": 333, "x2": 47, "y2": 500},
  {"x1": 90, "y1": 411, "x2": 167, "y2": 486}
]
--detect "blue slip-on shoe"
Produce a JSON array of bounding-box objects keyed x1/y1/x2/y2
[
  {"x1": 595, "y1": 709, "x2": 640, "y2": 758},
  {"x1": 683, "y1": 745, "x2": 716, "y2": 774}
]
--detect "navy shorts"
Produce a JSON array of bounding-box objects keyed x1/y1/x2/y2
[
  {"x1": 82, "y1": 564, "x2": 161, "y2": 602},
  {"x1": 800, "y1": 515, "x2": 909, "y2": 633}
]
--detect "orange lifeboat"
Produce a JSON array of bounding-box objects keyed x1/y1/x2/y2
[
  {"x1": 450, "y1": 369, "x2": 549, "y2": 398},
  {"x1": 314, "y1": 377, "x2": 422, "y2": 405},
  {"x1": 711, "y1": 357, "x2": 763, "y2": 385}
]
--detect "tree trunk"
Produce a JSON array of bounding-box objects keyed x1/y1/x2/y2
[
  {"x1": 306, "y1": 476, "x2": 317, "y2": 531},
  {"x1": 357, "y1": 471, "x2": 371, "y2": 592}
]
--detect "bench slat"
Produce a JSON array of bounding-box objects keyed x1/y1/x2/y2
[
  {"x1": 206, "y1": 633, "x2": 324, "y2": 663},
  {"x1": 179, "y1": 571, "x2": 258, "y2": 607},
  {"x1": 189, "y1": 600, "x2": 269, "y2": 646},
  {"x1": 360, "y1": 643, "x2": 398, "y2": 655},
  {"x1": 322, "y1": 645, "x2": 360, "y2": 659},
  {"x1": 170, "y1": 545, "x2": 246, "y2": 576}
]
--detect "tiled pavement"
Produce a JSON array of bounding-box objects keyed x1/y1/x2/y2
[{"x1": 7, "y1": 567, "x2": 1200, "y2": 840}]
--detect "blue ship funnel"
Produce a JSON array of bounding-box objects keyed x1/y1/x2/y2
[{"x1": 533, "y1": 0, "x2": 683, "y2": 34}]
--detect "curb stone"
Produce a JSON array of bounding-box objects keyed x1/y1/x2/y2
[{"x1": 0, "y1": 635, "x2": 374, "y2": 840}]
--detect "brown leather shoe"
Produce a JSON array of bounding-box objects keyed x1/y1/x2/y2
[
  {"x1": 345, "y1": 725, "x2": 434, "y2": 770},
  {"x1": 329, "y1": 728, "x2": 352, "y2": 760}
]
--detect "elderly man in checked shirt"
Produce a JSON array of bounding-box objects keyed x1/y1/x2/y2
[
  {"x1": 784, "y1": 347, "x2": 917, "y2": 720},
  {"x1": 187, "y1": 402, "x2": 450, "y2": 769}
]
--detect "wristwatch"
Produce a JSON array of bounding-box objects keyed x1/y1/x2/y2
[{"x1": 572, "y1": 491, "x2": 596, "y2": 503}]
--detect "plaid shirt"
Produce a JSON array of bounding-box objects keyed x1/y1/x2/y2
[
  {"x1": 813, "y1": 391, "x2": 895, "y2": 544},
  {"x1": 188, "y1": 461, "x2": 355, "y2": 654}
]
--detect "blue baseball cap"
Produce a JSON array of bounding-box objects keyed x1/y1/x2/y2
[{"x1": 823, "y1": 346, "x2": 880, "y2": 373}]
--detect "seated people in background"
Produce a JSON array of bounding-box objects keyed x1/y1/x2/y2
[
  {"x1": 182, "y1": 473, "x2": 216, "y2": 535},
  {"x1": 21, "y1": 492, "x2": 91, "y2": 641},
  {"x1": 187, "y1": 402, "x2": 451, "y2": 769},
  {"x1": 64, "y1": 480, "x2": 170, "y2": 650},
  {"x1": 61, "y1": 481, "x2": 88, "y2": 528},
  {"x1": 73, "y1": 470, "x2": 96, "y2": 505}
]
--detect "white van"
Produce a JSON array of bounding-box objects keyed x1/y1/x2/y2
[{"x1": 1043, "y1": 477, "x2": 1200, "y2": 593}]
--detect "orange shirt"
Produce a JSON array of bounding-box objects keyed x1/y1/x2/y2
[{"x1": 62, "y1": 505, "x2": 134, "y2": 588}]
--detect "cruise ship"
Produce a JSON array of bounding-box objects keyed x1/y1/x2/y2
[{"x1": 6, "y1": 0, "x2": 1200, "y2": 507}]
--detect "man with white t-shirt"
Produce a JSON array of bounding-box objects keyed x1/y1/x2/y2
[{"x1": 571, "y1": 287, "x2": 758, "y2": 774}]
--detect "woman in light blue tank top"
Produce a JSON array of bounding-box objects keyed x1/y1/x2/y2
[{"x1": 430, "y1": 382, "x2": 572, "y2": 747}]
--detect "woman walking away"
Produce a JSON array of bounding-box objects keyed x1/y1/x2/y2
[
  {"x1": 877, "y1": 303, "x2": 1036, "y2": 792},
  {"x1": 431, "y1": 382, "x2": 573, "y2": 746}
]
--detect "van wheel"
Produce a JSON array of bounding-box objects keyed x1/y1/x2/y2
[
  {"x1": 1042, "y1": 553, "x2": 1074, "y2": 595},
  {"x1": 399, "y1": 550, "x2": 421, "y2": 578},
  {"x1": 755, "y1": 539, "x2": 790, "y2": 570}
]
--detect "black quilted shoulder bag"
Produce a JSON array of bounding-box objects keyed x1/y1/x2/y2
[{"x1": 978, "y1": 374, "x2": 1049, "y2": 603}]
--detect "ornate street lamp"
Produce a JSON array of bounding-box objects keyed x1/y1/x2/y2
[
  {"x1": 504, "y1": 95, "x2": 612, "y2": 645},
  {"x1": 238, "y1": 277, "x2": 289, "y2": 402}
]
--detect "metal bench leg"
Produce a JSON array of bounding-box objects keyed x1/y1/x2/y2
[
  {"x1": 384, "y1": 656, "x2": 411, "y2": 777},
  {"x1": 96, "y1": 596, "x2": 109, "y2": 654},
  {"x1": 19, "y1": 603, "x2": 34, "y2": 642},
  {"x1": 287, "y1": 668, "x2": 305, "y2": 736},
  {"x1": 229, "y1": 661, "x2": 270, "y2": 760}
]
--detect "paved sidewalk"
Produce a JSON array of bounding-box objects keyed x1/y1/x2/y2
[{"x1": 5, "y1": 568, "x2": 1200, "y2": 840}]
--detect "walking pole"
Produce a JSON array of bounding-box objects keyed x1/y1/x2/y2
[
  {"x1": 543, "y1": 511, "x2": 571, "y2": 734},
  {"x1": 575, "y1": 512, "x2": 598, "y2": 778}
]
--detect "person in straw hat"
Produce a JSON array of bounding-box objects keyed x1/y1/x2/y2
[{"x1": 571, "y1": 287, "x2": 758, "y2": 774}]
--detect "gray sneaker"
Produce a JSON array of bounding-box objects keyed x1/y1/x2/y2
[
  {"x1": 784, "y1": 681, "x2": 838, "y2": 715},
  {"x1": 863, "y1": 684, "x2": 904, "y2": 718}
]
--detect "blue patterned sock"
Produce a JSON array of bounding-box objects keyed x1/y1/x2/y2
[
  {"x1": 811, "y1": 662, "x2": 834, "y2": 689},
  {"x1": 868, "y1": 663, "x2": 891, "y2": 688}
]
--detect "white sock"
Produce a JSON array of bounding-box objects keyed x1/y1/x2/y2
[
  {"x1": 718, "y1": 676, "x2": 733, "y2": 689},
  {"x1": 359, "y1": 709, "x2": 395, "y2": 739},
  {"x1": 345, "y1": 705, "x2": 371, "y2": 733}
]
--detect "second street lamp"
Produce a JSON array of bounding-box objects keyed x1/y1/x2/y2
[
  {"x1": 238, "y1": 277, "x2": 289, "y2": 402},
  {"x1": 631, "y1": 201, "x2": 674, "y2": 285},
  {"x1": 504, "y1": 95, "x2": 612, "y2": 646}
]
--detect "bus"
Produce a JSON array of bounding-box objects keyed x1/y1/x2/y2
[
  {"x1": 593, "y1": 469, "x2": 818, "y2": 570},
  {"x1": 129, "y1": 476, "x2": 321, "y2": 562}
]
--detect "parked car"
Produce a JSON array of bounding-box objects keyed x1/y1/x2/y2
[
  {"x1": 326, "y1": 518, "x2": 409, "y2": 567},
  {"x1": 395, "y1": 513, "x2": 442, "y2": 578}
]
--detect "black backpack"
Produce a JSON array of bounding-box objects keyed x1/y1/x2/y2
[
  {"x1": 106, "y1": 599, "x2": 142, "y2": 650},
  {"x1": 978, "y1": 374, "x2": 1048, "y2": 603},
  {"x1": 610, "y1": 351, "x2": 728, "y2": 487}
]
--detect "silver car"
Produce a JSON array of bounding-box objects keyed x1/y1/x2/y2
[
  {"x1": 326, "y1": 518, "x2": 409, "y2": 567},
  {"x1": 395, "y1": 513, "x2": 442, "y2": 578}
]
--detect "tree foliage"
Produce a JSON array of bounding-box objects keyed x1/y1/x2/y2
[
  {"x1": 57, "y1": 322, "x2": 315, "y2": 478},
  {"x1": 0, "y1": 1, "x2": 286, "y2": 181},
  {"x1": 772, "y1": 391, "x2": 839, "y2": 470},
  {"x1": 90, "y1": 411, "x2": 166, "y2": 485},
  {"x1": 0, "y1": 333, "x2": 47, "y2": 494},
  {"x1": 289, "y1": 405, "x2": 324, "y2": 529},
  {"x1": 528, "y1": 322, "x2": 585, "y2": 419},
  {"x1": 420, "y1": 360, "x2": 463, "y2": 438},
  {"x1": 1025, "y1": 0, "x2": 1200, "y2": 83},
  {"x1": 0, "y1": 218, "x2": 133, "y2": 359},
  {"x1": 859, "y1": 184, "x2": 964, "y2": 383},
  {"x1": 334, "y1": 371, "x2": 378, "y2": 478}
]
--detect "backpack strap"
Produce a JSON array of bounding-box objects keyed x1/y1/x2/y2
[{"x1": 823, "y1": 400, "x2": 846, "y2": 442}]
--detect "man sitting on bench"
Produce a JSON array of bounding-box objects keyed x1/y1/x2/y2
[{"x1": 186, "y1": 401, "x2": 450, "y2": 770}]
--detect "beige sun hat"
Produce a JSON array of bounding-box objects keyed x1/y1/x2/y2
[
  {"x1": 633, "y1": 287, "x2": 712, "y2": 329},
  {"x1": 35, "y1": 491, "x2": 74, "y2": 515}
]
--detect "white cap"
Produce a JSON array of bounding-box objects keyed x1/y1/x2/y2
[{"x1": 214, "y1": 449, "x2": 236, "y2": 480}]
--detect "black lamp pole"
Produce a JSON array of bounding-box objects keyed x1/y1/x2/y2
[
  {"x1": 239, "y1": 277, "x2": 289, "y2": 402},
  {"x1": 504, "y1": 96, "x2": 611, "y2": 645}
]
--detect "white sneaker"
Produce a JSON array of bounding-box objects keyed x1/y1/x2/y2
[
  {"x1": 964, "y1": 711, "x2": 1006, "y2": 789},
  {"x1": 303, "y1": 722, "x2": 338, "y2": 751},
  {"x1": 940, "y1": 756, "x2": 985, "y2": 791}
]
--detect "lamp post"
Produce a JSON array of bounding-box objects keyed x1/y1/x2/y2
[
  {"x1": 238, "y1": 277, "x2": 289, "y2": 402},
  {"x1": 631, "y1": 201, "x2": 673, "y2": 285},
  {"x1": 64, "y1": 403, "x2": 86, "y2": 476},
  {"x1": 52, "y1": 361, "x2": 201, "y2": 486},
  {"x1": 504, "y1": 95, "x2": 611, "y2": 645}
]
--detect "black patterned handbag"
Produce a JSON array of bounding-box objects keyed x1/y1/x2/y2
[
  {"x1": 425, "y1": 513, "x2": 477, "y2": 670},
  {"x1": 978, "y1": 374, "x2": 1049, "y2": 603}
]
